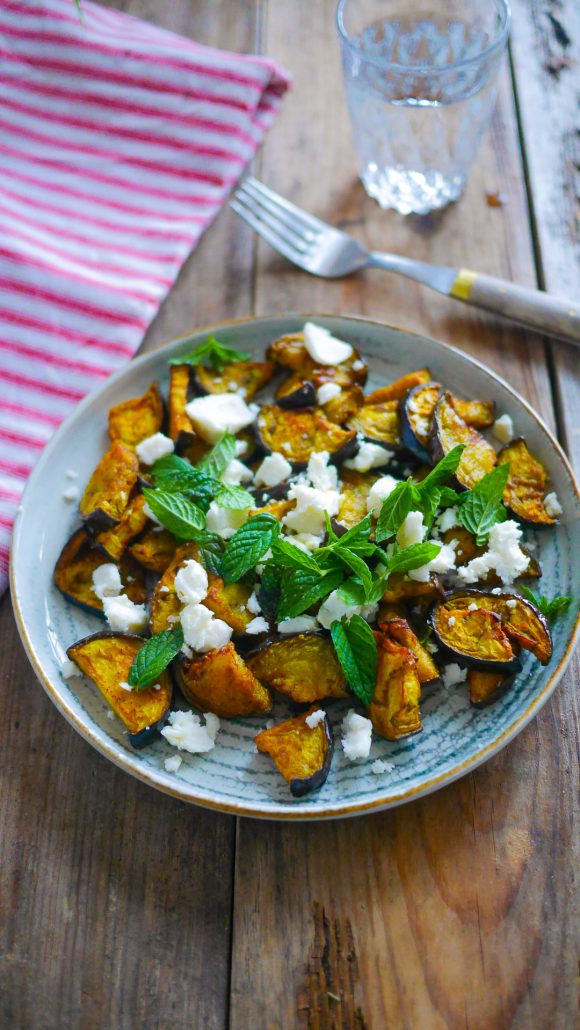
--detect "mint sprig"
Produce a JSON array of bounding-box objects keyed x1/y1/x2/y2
[
  {"x1": 169, "y1": 336, "x2": 250, "y2": 372},
  {"x1": 365, "y1": 541, "x2": 441, "y2": 604},
  {"x1": 330, "y1": 615, "x2": 378, "y2": 705},
  {"x1": 376, "y1": 480, "x2": 416, "y2": 542},
  {"x1": 277, "y1": 566, "x2": 343, "y2": 621},
  {"x1": 128, "y1": 625, "x2": 184, "y2": 690},
  {"x1": 221, "y1": 513, "x2": 280, "y2": 583},
  {"x1": 142, "y1": 488, "x2": 205, "y2": 539},
  {"x1": 214, "y1": 483, "x2": 254, "y2": 510},
  {"x1": 197, "y1": 433, "x2": 237, "y2": 479},
  {"x1": 520, "y1": 587, "x2": 573, "y2": 621},
  {"x1": 257, "y1": 565, "x2": 282, "y2": 621},
  {"x1": 457, "y1": 464, "x2": 510, "y2": 546},
  {"x1": 151, "y1": 454, "x2": 218, "y2": 506},
  {"x1": 271, "y1": 537, "x2": 320, "y2": 572}
]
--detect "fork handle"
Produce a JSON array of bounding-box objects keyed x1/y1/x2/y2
[{"x1": 448, "y1": 268, "x2": 580, "y2": 346}]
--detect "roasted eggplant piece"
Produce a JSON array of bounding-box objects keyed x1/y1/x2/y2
[
  {"x1": 275, "y1": 374, "x2": 316, "y2": 409},
  {"x1": 108, "y1": 383, "x2": 164, "y2": 448},
  {"x1": 430, "y1": 602, "x2": 520, "y2": 672},
  {"x1": 380, "y1": 572, "x2": 444, "y2": 607},
  {"x1": 322, "y1": 385, "x2": 364, "y2": 425},
  {"x1": 347, "y1": 400, "x2": 401, "y2": 449},
  {"x1": 434, "y1": 589, "x2": 552, "y2": 664},
  {"x1": 194, "y1": 360, "x2": 275, "y2": 401},
  {"x1": 368, "y1": 635, "x2": 422, "y2": 740},
  {"x1": 95, "y1": 493, "x2": 149, "y2": 562},
  {"x1": 498, "y1": 438, "x2": 557, "y2": 526},
  {"x1": 247, "y1": 632, "x2": 347, "y2": 702},
  {"x1": 453, "y1": 397, "x2": 495, "y2": 430},
  {"x1": 255, "y1": 706, "x2": 333, "y2": 798},
  {"x1": 400, "y1": 381, "x2": 441, "y2": 462},
  {"x1": 168, "y1": 364, "x2": 197, "y2": 452},
  {"x1": 204, "y1": 576, "x2": 254, "y2": 635},
  {"x1": 67, "y1": 632, "x2": 172, "y2": 747},
  {"x1": 128, "y1": 526, "x2": 177, "y2": 573},
  {"x1": 336, "y1": 469, "x2": 377, "y2": 530},
  {"x1": 175, "y1": 643, "x2": 272, "y2": 717},
  {"x1": 365, "y1": 368, "x2": 432, "y2": 405},
  {"x1": 441, "y1": 525, "x2": 541, "y2": 583},
  {"x1": 267, "y1": 333, "x2": 368, "y2": 387},
  {"x1": 256, "y1": 406, "x2": 357, "y2": 468},
  {"x1": 249, "y1": 498, "x2": 295, "y2": 521},
  {"x1": 378, "y1": 618, "x2": 439, "y2": 683},
  {"x1": 467, "y1": 669, "x2": 515, "y2": 707},
  {"x1": 148, "y1": 543, "x2": 199, "y2": 635},
  {"x1": 148, "y1": 543, "x2": 253, "y2": 636},
  {"x1": 54, "y1": 528, "x2": 148, "y2": 614},
  {"x1": 79, "y1": 440, "x2": 139, "y2": 530},
  {"x1": 431, "y1": 392, "x2": 496, "y2": 489}
]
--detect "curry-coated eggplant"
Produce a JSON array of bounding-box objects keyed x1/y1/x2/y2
[
  {"x1": 54, "y1": 528, "x2": 148, "y2": 614},
  {"x1": 497, "y1": 437, "x2": 557, "y2": 526},
  {"x1": 467, "y1": 668, "x2": 516, "y2": 708},
  {"x1": 148, "y1": 543, "x2": 198, "y2": 635},
  {"x1": 275, "y1": 374, "x2": 317, "y2": 409},
  {"x1": 249, "y1": 498, "x2": 295, "y2": 521},
  {"x1": 204, "y1": 576, "x2": 255, "y2": 635},
  {"x1": 400, "y1": 381, "x2": 442, "y2": 462},
  {"x1": 256, "y1": 405, "x2": 357, "y2": 468},
  {"x1": 336, "y1": 469, "x2": 378, "y2": 530},
  {"x1": 380, "y1": 571, "x2": 444, "y2": 607},
  {"x1": 429, "y1": 599, "x2": 521, "y2": 672},
  {"x1": 431, "y1": 392, "x2": 497, "y2": 489},
  {"x1": 365, "y1": 368, "x2": 432, "y2": 405},
  {"x1": 168, "y1": 364, "x2": 198, "y2": 452},
  {"x1": 79, "y1": 440, "x2": 139, "y2": 530},
  {"x1": 433, "y1": 588, "x2": 552, "y2": 664},
  {"x1": 67, "y1": 632, "x2": 172, "y2": 747},
  {"x1": 255, "y1": 706, "x2": 333, "y2": 797},
  {"x1": 368, "y1": 635, "x2": 422, "y2": 740},
  {"x1": 347, "y1": 399, "x2": 402, "y2": 449},
  {"x1": 453, "y1": 397, "x2": 495, "y2": 430},
  {"x1": 246, "y1": 632, "x2": 348, "y2": 703},
  {"x1": 95, "y1": 493, "x2": 149, "y2": 562},
  {"x1": 193, "y1": 359, "x2": 275, "y2": 401},
  {"x1": 175, "y1": 642, "x2": 272, "y2": 717},
  {"x1": 128, "y1": 526, "x2": 177, "y2": 573},
  {"x1": 321, "y1": 385, "x2": 364, "y2": 425},
  {"x1": 108, "y1": 383, "x2": 164, "y2": 448},
  {"x1": 267, "y1": 333, "x2": 368, "y2": 387},
  {"x1": 378, "y1": 617, "x2": 439, "y2": 683}
]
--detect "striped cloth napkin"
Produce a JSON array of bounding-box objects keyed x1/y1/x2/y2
[{"x1": 0, "y1": 0, "x2": 290, "y2": 594}]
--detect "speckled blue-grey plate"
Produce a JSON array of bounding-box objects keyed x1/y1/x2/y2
[{"x1": 10, "y1": 315, "x2": 580, "y2": 820}]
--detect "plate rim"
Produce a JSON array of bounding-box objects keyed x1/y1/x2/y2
[{"x1": 10, "y1": 312, "x2": 580, "y2": 821}]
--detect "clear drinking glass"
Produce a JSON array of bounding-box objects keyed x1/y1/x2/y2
[{"x1": 337, "y1": 0, "x2": 510, "y2": 215}]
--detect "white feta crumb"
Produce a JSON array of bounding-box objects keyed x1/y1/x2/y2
[
  {"x1": 180, "y1": 603, "x2": 233, "y2": 652},
  {"x1": 437, "y1": 506, "x2": 460, "y2": 533},
  {"x1": 136, "y1": 432, "x2": 174, "y2": 465},
  {"x1": 254, "y1": 451, "x2": 292, "y2": 489},
  {"x1": 61, "y1": 658, "x2": 79, "y2": 680},
  {"x1": 106, "y1": 710, "x2": 115, "y2": 720},
  {"x1": 425, "y1": 638, "x2": 438, "y2": 654},
  {"x1": 458, "y1": 520, "x2": 529, "y2": 585},
  {"x1": 543, "y1": 491, "x2": 562, "y2": 518},
  {"x1": 185, "y1": 393, "x2": 257, "y2": 443},
  {"x1": 344, "y1": 441, "x2": 393, "y2": 473},
  {"x1": 65, "y1": 469, "x2": 78, "y2": 480},
  {"x1": 468, "y1": 602, "x2": 478, "y2": 611},
  {"x1": 317, "y1": 590, "x2": 378, "y2": 630},
  {"x1": 341, "y1": 710, "x2": 373, "y2": 761},
  {"x1": 161, "y1": 710, "x2": 220, "y2": 754},
  {"x1": 278, "y1": 615, "x2": 320, "y2": 634},
  {"x1": 303, "y1": 321, "x2": 353, "y2": 364},
  {"x1": 305, "y1": 709, "x2": 326, "y2": 729},
  {"x1": 491, "y1": 587, "x2": 502, "y2": 595},
  {"x1": 205, "y1": 501, "x2": 250, "y2": 539},
  {"x1": 448, "y1": 615, "x2": 456, "y2": 627},
  {"x1": 159, "y1": 584, "x2": 170, "y2": 594},
  {"x1": 222, "y1": 458, "x2": 253, "y2": 486},
  {"x1": 102, "y1": 594, "x2": 148, "y2": 633},
  {"x1": 306, "y1": 450, "x2": 339, "y2": 492},
  {"x1": 506, "y1": 598, "x2": 517, "y2": 608},
  {"x1": 351, "y1": 359, "x2": 365, "y2": 372},
  {"x1": 316, "y1": 382, "x2": 342, "y2": 406},
  {"x1": 371, "y1": 759, "x2": 395, "y2": 775},
  {"x1": 118, "y1": 681, "x2": 132, "y2": 692},
  {"x1": 227, "y1": 381, "x2": 238, "y2": 390},
  {"x1": 492, "y1": 414, "x2": 514, "y2": 444},
  {"x1": 92, "y1": 563, "x2": 122, "y2": 600},
  {"x1": 396, "y1": 510, "x2": 425, "y2": 549},
  {"x1": 174, "y1": 559, "x2": 208, "y2": 605},
  {"x1": 441, "y1": 663, "x2": 468, "y2": 688},
  {"x1": 245, "y1": 616, "x2": 269, "y2": 635},
  {"x1": 283, "y1": 482, "x2": 340, "y2": 535},
  {"x1": 164, "y1": 754, "x2": 183, "y2": 773},
  {"x1": 62, "y1": 485, "x2": 79, "y2": 502},
  {"x1": 285, "y1": 533, "x2": 323, "y2": 553},
  {"x1": 235, "y1": 439, "x2": 249, "y2": 457},
  {"x1": 366, "y1": 475, "x2": 401, "y2": 517},
  {"x1": 247, "y1": 591, "x2": 262, "y2": 615}
]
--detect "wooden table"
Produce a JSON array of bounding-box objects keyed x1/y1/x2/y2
[{"x1": 1, "y1": 3, "x2": 578, "y2": 1027}]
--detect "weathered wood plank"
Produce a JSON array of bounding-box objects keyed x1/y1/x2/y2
[{"x1": 229, "y1": 2, "x2": 578, "y2": 1027}]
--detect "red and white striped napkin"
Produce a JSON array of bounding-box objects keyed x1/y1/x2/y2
[{"x1": 0, "y1": 0, "x2": 290, "y2": 593}]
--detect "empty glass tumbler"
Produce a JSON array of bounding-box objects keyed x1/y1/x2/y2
[{"x1": 337, "y1": 0, "x2": 510, "y2": 215}]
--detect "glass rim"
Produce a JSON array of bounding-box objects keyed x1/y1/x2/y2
[{"x1": 336, "y1": 0, "x2": 511, "y2": 75}]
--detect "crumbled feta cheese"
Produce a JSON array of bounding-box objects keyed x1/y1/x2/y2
[
  {"x1": 65, "y1": 469, "x2": 78, "y2": 480},
  {"x1": 351, "y1": 359, "x2": 365, "y2": 372},
  {"x1": 492, "y1": 414, "x2": 514, "y2": 444},
  {"x1": 371, "y1": 759, "x2": 395, "y2": 775},
  {"x1": 305, "y1": 709, "x2": 326, "y2": 729},
  {"x1": 441, "y1": 663, "x2": 468, "y2": 688},
  {"x1": 118, "y1": 681, "x2": 132, "y2": 692},
  {"x1": 278, "y1": 615, "x2": 320, "y2": 634},
  {"x1": 247, "y1": 591, "x2": 262, "y2": 615},
  {"x1": 437, "y1": 506, "x2": 460, "y2": 533},
  {"x1": 506, "y1": 598, "x2": 517, "y2": 609},
  {"x1": 344, "y1": 441, "x2": 393, "y2": 473},
  {"x1": 317, "y1": 590, "x2": 378, "y2": 630},
  {"x1": 341, "y1": 710, "x2": 373, "y2": 761},
  {"x1": 425, "y1": 637, "x2": 438, "y2": 654},
  {"x1": 62, "y1": 485, "x2": 79, "y2": 502},
  {"x1": 161, "y1": 709, "x2": 220, "y2": 754},
  {"x1": 316, "y1": 382, "x2": 342, "y2": 406},
  {"x1": 106, "y1": 710, "x2": 115, "y2": 720},
  {"x1": 284, "y1": 483, "x2": 340, "y2": 535},
  {"x1": 245, "y1": 616, "x2": 269, "y2": 635},
  {"x1": 174, "y1": 559, "x2": 208, "y2": 605},
  {"x1": 235, "y1": 439, "x2": 249, "y2": 457},
  {"x1": 254, "y1": 452, "x2": 292, "y2": 489},
  {"x1": 61, "y1": 658, "x2": 79, "y2": 680},
  {"x1": 186, "y1": 393, "x2": 257, "y2": 443},
  {"x1": 164, "y1": 755, "x2": 183, "y2": 773},
  {"x1": 458, "y1": 520, "x2": 529, "y2": 585},
  {"x1": 159, "y1": 585, "x2": 170, "y2": 594},
  {"x1": 468, "y1": 602, "x2": 478, "y2": 611},
  {"x1": 366, "y1": 475, "x2": 400, "y2": 517},
  {"x1": 286, "y1": 533, "x2": 323, "y2": 553},
  {"x1": 448, "y1": 615, "x2": 456, "y2": 627},
  {"x1": 136, "y1": 432, "x2": 174, "y2": 465},
  {"x1": 396, "y1": 510, "x2": 425, "y2": 549},
  {"x1": 543, "y1": 491, "x2": 562, "y2": 518},
  {"x1": 408, "y1": 541, "x2": 457, "y2": 582},
  {"x1": 306, "y1": 451, "x2": 339, "y2": 492},
  {"x1": 180, "y1": 603, "x2": 233, "y2": 652},
  {"x1": 222, "y1": 458, "x2": 253, "y2": 486},
  {"x1": 103, "y1": 594, "x2": 148, "y2": 633},
  {"x1": 303, "y1": 321, "x2": 353, "y2": 364},
  {"x1": 92, "y1": 563, "x2": 122, "y2": 600},
  {"x1": 205, "y1": 501, "x2": 249, "y2": 539}
]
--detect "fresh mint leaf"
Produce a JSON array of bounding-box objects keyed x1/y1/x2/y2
[
  {"x1": 271, "y1": 537, "x2": 320, "y2": 572},
  {"x1": 330, "y1": 615, "x2": 378, "y2": 705},
  {"x1": 193, "y1": 531, "x2": 223, "y2": 575},
  {"x1": 169, "y1": 335, "x2": 250, "y2": 372},
  {"x1": 520, "y1": 587, "x2": 573, "y2": 621},
  {"x1": 328, "y1": 547, "x2": 373, "y2": 599},
  {"x1": 277, "y1": 566, "x2": 343, "y2": 621},
  {"x1": 376, "y1": 480, "x2": 417, "y2": 542},
  {"x1": 257, "y1": 565, "x2": 282, "y2": 621},
  {"x1": 197, "y1": 433, "x2": 237, "y2": 479},
  {"x1": 214, "y1": 483, "x2": 255, "y2": 510},
  {"x1": 221, "y1": 513, "x2": 279, "y2": 583},
  {"x1": 336, "y1": 578, "x2": 368, "y2": 606},
  {"x1": 438, "y1": 486, "x2": 463, "y2": 508},
  {"x1": 457, "y1": 464, "x2": 510, "y2": 546},
  {"x1": 386, "y1": 541, "x2": 441, "y2": 575},
  {"x1": 128, "y1": 625, "x2": 184, "y2": 690},
  {"x1": 416, "y1": 445, "x2": 465, "y2": 494},
  {"x1": 142, "y1": 488, "x2": 205, "y2": 539},
  {"x1": 151, "y1": 454, "x2": 218, "y2": 505}
]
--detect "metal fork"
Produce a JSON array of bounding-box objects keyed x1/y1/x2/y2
[{"x1": 231, "y1": 177, "x2": 580, "y2": 347}]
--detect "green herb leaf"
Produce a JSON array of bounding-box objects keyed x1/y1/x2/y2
[
  {"x1": 196, "y1": 433, "x2": 237, "y2": 479},
  {"x1": 221, "y1": 513, "x2": 279, "y2": 583},
  {"x1": 330, "y1": 615, "x2": 378, "y2": 705},
  {"x1": 375, "y1": 480, "x2": 417, "y2": 542},
  {"x1": 329, "y1": 547, "x2": 374, "y2": 599},
  {"x1": 214, "y1": 483, "x2": 255, "y2": 510},
  {"x1": 169, "y1": 335, "x2": 250, "y2": 372},
  {"x1": 520, "y1": 587, "x2": 573, "y2": 621},
  {"x1": 193, "y1": 531, "x2": 224, "y2": 575},
  {"x1": 151, "y1": 454, "x2": 219, "y2": 505},
  {"x1": 386, "y1": 541, "x2": 441, "y2": 576},
  {"x1": 142, "y1": 488, "x2": 205, "y2": 539},
  {"x1": 277, "y1": 566, "x2": 344, "y2": 621},
  {"x1": 257, "y1": 565, "x2": 282, "y2": 621},
  {"x1": 438, "y1": 486, "x2": 463, "y2": 508},
  {"x1": 416, "y1": 445, "x2": 465, "y2": 494},
  {"x1": 336, "y1": 578, "x2": 368, "y2": 606},
  {"x1": 128, "y1": 625, "x2": 184, "y2": 690},
  {"x1": 271, "y1": 536, "x2": 320, "y2": 572},
  {"x1": 457, "y1": 464, "x2": 510, "y2": 546}
]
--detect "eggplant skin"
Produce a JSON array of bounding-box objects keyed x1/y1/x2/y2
[
  {"x1": 497, "y1": 437, "x2": 557, "y2": 526},
  {"x1": 429, "y1": 600, "x2": 522, "y2": 673},
  {"x1": 168, "y1": 364, "x2": 197, "y2": 452},
  {"x1": 431, "y1": 392, "x2": 496, "y2": 490},
  {"x1": 255, "y1": 706, "x2": 333, "y2": 798},
  {"x1": 54, "y1": 527, "x2": 148, "y2": 615},
  {"x1": 275, "y1": 375, "x2": 317, "y2": 410},
  {"x1": 434, "y1": 589, "x2": 552, "y2": 665},
  {"x1": 400, "y1": 381, "x2": 441, "y2": 463}
]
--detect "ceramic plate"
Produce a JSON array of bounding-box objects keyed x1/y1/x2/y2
[{"x1": 10, "y1": 315, "x2": 580, "y2": 820}]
